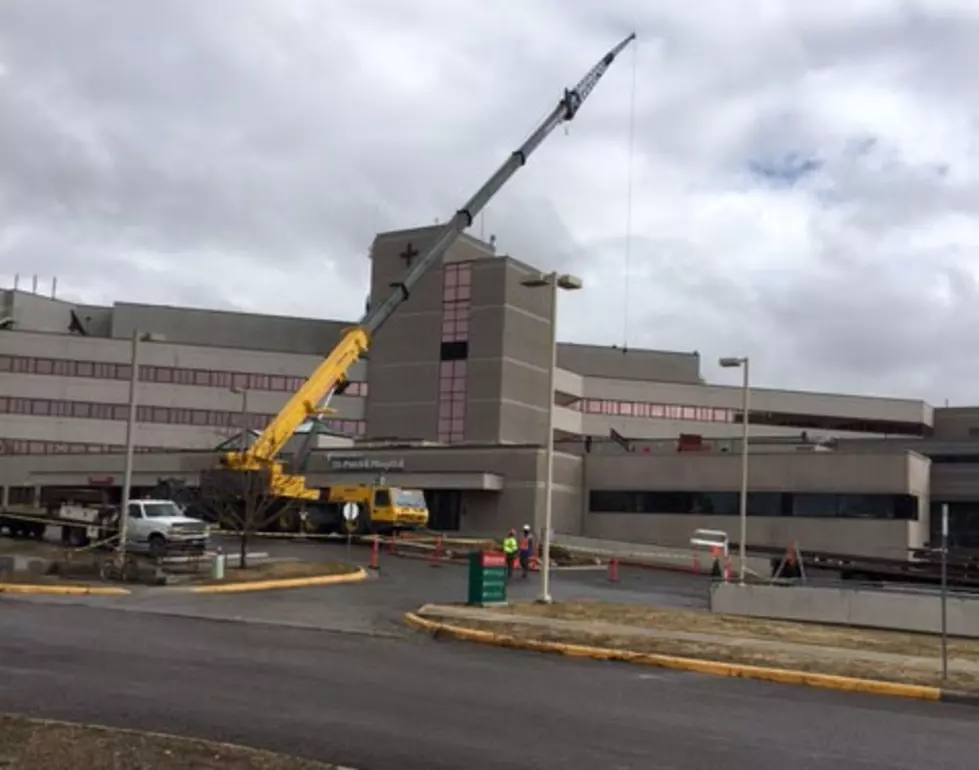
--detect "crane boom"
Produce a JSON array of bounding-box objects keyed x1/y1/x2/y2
[
  {"x1": 364, "y1": 32, "x2": 636, "y2": 336},
  {"x1": 223, "y1": 32, "x2": 637, "y2": 499}
]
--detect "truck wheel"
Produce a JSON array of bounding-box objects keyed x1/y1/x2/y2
[
  {"x1": 67, "y1": 526, "x2": 88, "y2": 548},
  {"x1": 355, "y1": 505, "x2": 372, "y2": 536},
  {"x1": 148, "y1": 534, "x2": 167, "y2": 559}
]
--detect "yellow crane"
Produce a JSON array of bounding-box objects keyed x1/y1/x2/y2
[{"x1": 220, "y1": 33, "x2": 637, "y2": 502}]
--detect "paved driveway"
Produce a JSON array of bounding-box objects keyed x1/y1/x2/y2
[
  {"x1": 0, "y1": 601, "x2": 975, "y2": 770},
  {"x1": 14, "y1": 537, "x2": 711, "y2": 635}
]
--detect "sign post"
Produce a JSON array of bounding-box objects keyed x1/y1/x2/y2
[
  {"x1": 941, "y1": 502, "x2": 949, "y2": 681},
  {"x1": 467, "y1": 550, "x2": 508, "y2": 607},
  {"x1": 343, "y1": 502, "x2": 359, "y2": 556}
]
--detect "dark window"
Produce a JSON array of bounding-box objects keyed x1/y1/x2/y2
[
  {"x1": 837, "y1": 494, "x2": 891, "y2": 519},
  {"x1": 589, "y1": 491, "x2": 633, "y2": 513},
  {"x1": 791, "y1": 493, "x2": 838, "y2": 518},
  {"x1": 440, "y1": 340, "x2": 468, "y2": 361},
  {"x1": 891, "y1": 494, "x2": 917, "y2": 520},
  {"x1": 374, "y1": 489, "x2": 391, "y2": 507},
  {"x1": 590, "y1": 489, "x2": 915, "y2": 520},
  {"x1": 930, "y1": 454, "x2": 979, "y2": 464},
  {"x1": 747, "y1": 492, "x2": 787, "y2": 516},
  {"x1": 690, "y1": 492, "x2": 739, "y2": 515}
]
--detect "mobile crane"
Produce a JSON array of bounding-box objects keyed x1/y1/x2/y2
[{"x1": 212, "y1": 32, "x2": 638, "y2": 507}]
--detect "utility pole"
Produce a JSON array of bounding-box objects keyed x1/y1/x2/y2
[
  {"x1": 941, "y1": 502, "x2": 949, "y2": 681},
  {"x1": 118, "y1": 330, "x2": 142, "y2": 565}
]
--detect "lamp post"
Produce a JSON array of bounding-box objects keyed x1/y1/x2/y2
[
  {"x1": 521, "y1": 271, "x2": 582, "y2": 604},
  {"x1": 119, "y1": 331, "x2": 157, "y2": 564},
  {"x1": 719, "y1": 355, "x2": 750, "y2": 585}
]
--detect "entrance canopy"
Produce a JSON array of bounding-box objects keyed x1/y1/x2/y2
[{"x1": 309, "y1": 471, "x2": 503, "y2": 491}]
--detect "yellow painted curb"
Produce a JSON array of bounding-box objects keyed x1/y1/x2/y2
[
  {"x1": 190, "y1": 567, "x2": 368, "y2": 594},
  {"x1": 403, "y1": 612, "x2": 943, "y2": 703},
  {"x1": 0, "y1": 583, "x2": 130, "y2": 596}
]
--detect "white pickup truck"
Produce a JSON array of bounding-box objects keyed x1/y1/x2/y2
[{"x1": 125, "y1": 499, "x2": 210, "y2": 557}]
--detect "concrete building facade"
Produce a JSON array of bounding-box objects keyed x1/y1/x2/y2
[{"x1": 2, "y1": 225, "x2": 977, "y2": 556}]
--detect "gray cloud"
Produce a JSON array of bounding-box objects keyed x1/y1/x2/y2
[{"x1": 2, "y1": 1, "x2": 979, "y2": 404}]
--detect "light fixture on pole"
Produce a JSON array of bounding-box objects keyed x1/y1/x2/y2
[
  {"x1": 520, "y1": 270, "x2": 583, "y2": 604},
  {"x1": 719, "y1": 355, "x2": 750, "y2": 585}
]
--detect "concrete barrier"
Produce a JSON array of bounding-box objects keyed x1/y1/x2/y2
[
  {"x1": 710, "y1": 582, "x2": 979, "y2": 639},
  {"x1": 555, "y1": 534, "x2": 770, "y2": 576}
]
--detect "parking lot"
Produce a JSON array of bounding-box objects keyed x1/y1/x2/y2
[{"x1": 6, "y1": 534, "x2": 714, "y2": 635}]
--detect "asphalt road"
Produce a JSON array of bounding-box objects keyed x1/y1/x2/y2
[
  {"x1": 15, "y1": 540, "x2": 712, "y2": 637},
  {"x1": 1, "y1": 601, "x2": 975, "y2": 770}
]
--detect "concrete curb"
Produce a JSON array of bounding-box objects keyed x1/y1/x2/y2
[
  {"x1": 0, "y1": 582, "x2": 130, "y2": 596},
  {"x1": 189, "y1": 567, "x2": 368, "y2": 594},
  {"x1": 403, "y1": 611, "x2": 950, "y2": 703},
  {"x1": 940, "y1": 690, "x2": 979, "y2": 706}
]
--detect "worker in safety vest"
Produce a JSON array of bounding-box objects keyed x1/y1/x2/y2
[
  {"x1": 502, "y1": 530, "x2": 518, "y2": 579},
  {"x1": 518, "y1": 524, "x2": 535, "y2": 578}
]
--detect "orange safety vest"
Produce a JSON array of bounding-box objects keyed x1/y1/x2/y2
[{"x1": 519, "y1": 536, "x2": 530, "y2": 552}]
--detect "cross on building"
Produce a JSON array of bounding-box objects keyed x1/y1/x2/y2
[{"x1": 399, "y1": 242, "x2": 419, "y2": 268}]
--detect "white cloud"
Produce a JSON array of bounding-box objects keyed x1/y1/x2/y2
[{"x1": 2, "y1": 0, "x2": 979, "y2": 404}]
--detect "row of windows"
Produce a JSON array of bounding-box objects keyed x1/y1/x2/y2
[
  {"x1": 0, "y1": 438, "x2": 178, "y2": 456},
  {"x1": 573, "y1": 399, "x2": 735, "y2": 422},
  {"x1": 0, "y1": 397, "x2": 366, "y2": 436},
  {"x1": 442, "y1": 263, "x2": 472, "y2": 345},
  {"x1": 571, "y1": 398, "x2": 927, "y2": 437},
  {"x1": 438, "y1": 266, "x2": 471, "y2": 443},
  {"x1": 437, "y1": 359, "x2": 467, "y2": 443},
  {"x1": 0, "y1": 354, "x2": 369, "y2": 397},
  {"x1": 589, "y1": 490, "x2": 919, "y2": 520}
]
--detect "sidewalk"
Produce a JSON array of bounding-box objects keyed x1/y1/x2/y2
[{"x1": 417, "y1": 603, "x2": 979, "y2": 677}]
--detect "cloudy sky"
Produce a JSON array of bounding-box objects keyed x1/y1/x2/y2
[{"x1": 2, "y1": 0, "x2": 978, "y2": 404}]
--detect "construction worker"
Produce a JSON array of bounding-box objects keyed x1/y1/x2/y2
[
  {"x1": 518, "y1": 524, "x2": 535, "y2": 578},
  {"x1": 502, "y1": 529, "x2": 518, "y2": 579}
]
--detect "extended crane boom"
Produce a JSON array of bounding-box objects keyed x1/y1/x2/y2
[{"x1": 223, "y1": 32, "x2": 637, "y2": 500}]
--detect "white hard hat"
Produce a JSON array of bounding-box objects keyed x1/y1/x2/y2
[{"x1": 523, "y1": 524, "x2": 531, "y2": 531}]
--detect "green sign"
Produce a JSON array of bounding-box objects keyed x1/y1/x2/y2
[{"x1": 467, "y1": 550, "x2": 508, "y2": 607}]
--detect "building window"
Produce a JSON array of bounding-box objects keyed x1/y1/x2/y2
[
  {"x1": 437, "y1": 360, "x2": 467, "y2": 443},
  {"x1": 589, "y1": 490, "x2": 917, "y2": 520},
  {"x1": 437, "y1": 263, "x2": 472, "y2": 442},
  {"x1": 573, "y1": 398, "x2": 926, "y2": 436},
  {"x1": 440, "y1": 341, "x2": 469, "y2": 361},
  {"x1": 4, "y1": 354, "x2": 370, "y2": 399}
]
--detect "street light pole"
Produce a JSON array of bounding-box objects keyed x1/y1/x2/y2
[
  {"x1": 941, "y1": 502, "x2": 949, "y2": 681},
  {"x1": 118, "y1": 330, "x2": 142, "y2": 563},
  {"x1": 521, "y1": 271, "x2": 582, "y2": 605},
  {"x1": 232, "y1": 387, "x2": 249, "y2": 451},
  {"x1": 540, "y1": 273, "x2": 559, "y2": 604},
  {"x1": 738, "y1": 358, "x2": 750, "y2": 584},
  {"x1": 720, "y1": 355, "x2": 750, "y2": 585}
]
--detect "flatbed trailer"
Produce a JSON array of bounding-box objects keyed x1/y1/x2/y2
[
  {"x1": 746, "y1": 543, "x2": 979, "y2": 590},
  {"x1": 0, "y1": 503, "x2": 116, "y2": 548}
]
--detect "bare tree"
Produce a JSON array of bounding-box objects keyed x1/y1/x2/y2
[{"x1": 198, "y1": 468, "x2": 300, "y2": 569}]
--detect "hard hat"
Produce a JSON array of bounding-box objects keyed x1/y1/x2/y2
[{"x1": 523, "y1": 524, "x2": 531, "y2": 531}]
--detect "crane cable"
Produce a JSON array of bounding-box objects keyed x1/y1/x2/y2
[{"x1": 622, "y1": 38, "x2": 638, "y2": 350}]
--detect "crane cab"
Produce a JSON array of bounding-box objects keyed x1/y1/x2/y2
[{"x1": 323, "y1": 485, "x2": 429, "y2": 534}]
